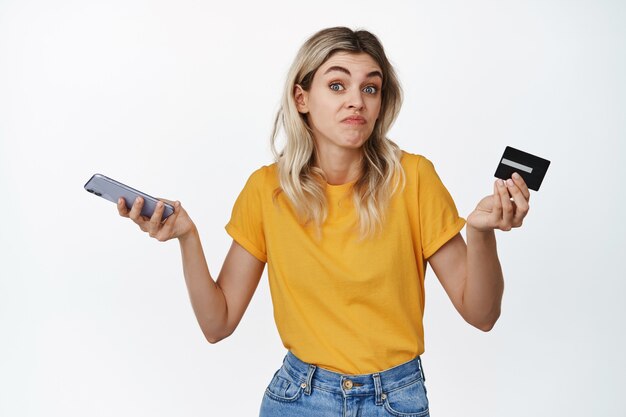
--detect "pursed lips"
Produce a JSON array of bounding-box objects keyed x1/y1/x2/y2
[{"x1": 341, "y1": 116, "x2": 367, "y2": 125}]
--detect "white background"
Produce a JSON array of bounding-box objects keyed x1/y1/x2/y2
[{"x1": 1, "y1": 0, "x2": 624, "y2": 416}]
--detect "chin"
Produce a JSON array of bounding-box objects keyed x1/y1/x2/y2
[
  {"x1": 336, "y1": 139, "x2": 365, "y2": 150},
  {"x1": 346, "y1": 136, "x2": 369, "y2": 148}
]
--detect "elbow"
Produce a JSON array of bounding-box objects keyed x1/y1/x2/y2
[
  {"x1": 205, "y1": 336, "x2": 222, "y2": 344},
  {"x1": 466, "y1": 310, "x2": 500, "y2": 332},
  {"x1": 475, "y1": 319, "x2": 497, "y2": 332},
  {"x1": 203, "y1": 328, "x2": 234, "y2": 345},
  {"x1": 200, "y1": 314, "x2": 235, "y2": 344}
]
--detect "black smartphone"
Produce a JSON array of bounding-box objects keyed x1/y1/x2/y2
[{"x1": 84, "y1": 174, "x2": 174, "y2": 221}]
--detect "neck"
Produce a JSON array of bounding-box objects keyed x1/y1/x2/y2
[{"x1": 315, "y1": 145, "x2": 363, "y2": 185}]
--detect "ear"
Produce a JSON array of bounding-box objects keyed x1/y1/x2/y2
[{"x1": 294, "y1": 84, "x2": 309, "y2": 114}]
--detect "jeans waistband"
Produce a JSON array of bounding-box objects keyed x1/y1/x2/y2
[{"x1": 281, "y1": 351, "x2": 425, "y2": 398}]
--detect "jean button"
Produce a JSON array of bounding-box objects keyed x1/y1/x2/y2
[{"x1": 343, "y1": 379, "x2": 353, "y2": 389}]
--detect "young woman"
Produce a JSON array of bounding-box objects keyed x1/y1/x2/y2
[{"x1": 117, "y1": 27, "x2": 530, "y2": 417}]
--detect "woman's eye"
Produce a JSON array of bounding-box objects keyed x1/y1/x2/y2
[
  {"x1": 363, "y1": 85, "x2": 378, "y2": 94},
  {"x1": 329, "y1": 83, "x2": 344, "y2": 92}
]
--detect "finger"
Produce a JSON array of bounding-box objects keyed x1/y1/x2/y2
[
  {"x1": 157, "y1": 197, "x2": 176, "y2": 205},
  {"x1": 505, "y1": 178, "x2": 530, "y2": 226},
  {"x1": 511, "y1": 172, "x2": 531, "y2": 202},
  {"x1": 157, "y1": 201, "x2": 181, "y2": 240},
  {"x1": 128, "y1": 196, "x2": 145, "y2": 222},
  {"x1": 117, "y1": 197, "x2": 130, "y2": 217},
  {"x1": 148, "y1": 200, "x2": 166, "y2": 238},
  {"x1": 489, "y1": 181, "x2": 503, "y2": 225},
  {"x1": 157, "y1": 198, "x2": 176, "y2": 222},
  {"x1": 497, "y1": 179, "x2": 514, "y2": 230},
  {"x1": 164, "y1": 200, "x2": 181, "y2": 225}
]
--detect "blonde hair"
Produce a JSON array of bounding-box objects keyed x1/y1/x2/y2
[{"x1": 271, "y1": 27, "x2": 405, "y2": 238}]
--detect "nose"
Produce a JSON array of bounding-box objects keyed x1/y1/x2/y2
[{"x1": 346, "y1": 89, "x2": 365, "y2": 111}]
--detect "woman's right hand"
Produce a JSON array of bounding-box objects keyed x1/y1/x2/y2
[{"x1": 117, "y1": 196, "x2": 196, "y2": 242}]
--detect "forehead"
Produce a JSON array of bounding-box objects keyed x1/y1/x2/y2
[{"x1": 317, "y1": 52, "x2": 382, "y2": 77}]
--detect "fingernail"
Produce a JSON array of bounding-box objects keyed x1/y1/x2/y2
[
  {"x1": 507, "y1": 179, "x2": 514, "y2": 187},
  {"x1": 498, "y1": 179, "x2": 505, "y2": 187},
  {"x1": 157, "y1": 201, "x2": 163, "y2": 208},
  {"x1": 512, "y1": 172, "x2": 521, "y2": 180}
]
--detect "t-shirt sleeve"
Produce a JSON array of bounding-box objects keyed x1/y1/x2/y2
[
  {"x1": 417, "y1": 157, "x2": 466, "y2": 259},
  {"x1": 225, "y1": 168, "x2": 267, "y2": 263}
]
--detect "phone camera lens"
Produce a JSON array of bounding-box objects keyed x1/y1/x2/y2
[
  {"x1": 87, "y1": 189, "x2": 94, "y2": 193},
  {"x1": 95, "y1": 192, "x2": 102, "y2": 196}
]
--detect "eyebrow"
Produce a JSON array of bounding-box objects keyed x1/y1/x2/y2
[{"x1": 323, "y1": 66, "x2": 383, "y2": 80}]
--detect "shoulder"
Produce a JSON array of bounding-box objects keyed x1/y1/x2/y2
[
  {"x1": 242, "y1": 162, "x2": 279, "y2": 191},
  {"x1": 399, "y1": 150, "x2": 434, "y2": 175},
  {"x1": 243, "y1": 162, "x2": 276, "y2": 182}
]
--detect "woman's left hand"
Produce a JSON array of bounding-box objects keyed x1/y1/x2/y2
[{"x1": 467, "y1": 172, "x2": 531, "y2": 232}]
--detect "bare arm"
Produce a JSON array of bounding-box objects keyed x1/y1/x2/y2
[
  {"x1": 428, "y1": 232, "x2": 503, "y2": 331},
  {"x1": 118, "y1": 196, "x2": 265, "y2": 344},
  {"x1": 179, "y1": 230, "x2": 265, "y2": 343},
  {"x1": 428, "y1": 173, "x2": 530, "y2": 331}
]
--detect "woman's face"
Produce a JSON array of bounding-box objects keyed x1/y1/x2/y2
[{"x1": 295, "y1": 52, "x2": 383, "y2": 153}]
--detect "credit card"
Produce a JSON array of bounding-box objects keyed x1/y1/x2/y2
[{"x1": 494, "y1": 146, "x2": 550, "y2": 191}]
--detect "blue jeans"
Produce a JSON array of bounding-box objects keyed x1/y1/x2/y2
[{"x1": 259, "y1": 351, "x2": 429, "y2": 417}]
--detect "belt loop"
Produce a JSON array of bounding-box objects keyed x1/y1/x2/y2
[
  {"x1": 417, "y1": 356, "x2": 426, "y2": 382},
  {"x1": 372, "y1": 373, "x2": 383, "y2": 406},
  {"x1": 304, "y1": 364, "x2": 316, "y2": 396}
]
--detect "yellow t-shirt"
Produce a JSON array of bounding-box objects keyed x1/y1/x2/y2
[{"x1": 225, "y1": 151, "x2": 465, "y2": 374}]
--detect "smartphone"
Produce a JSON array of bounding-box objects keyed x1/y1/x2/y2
[{"x1": 84, "y1": 174, "x2": 175, "y2": 221}]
